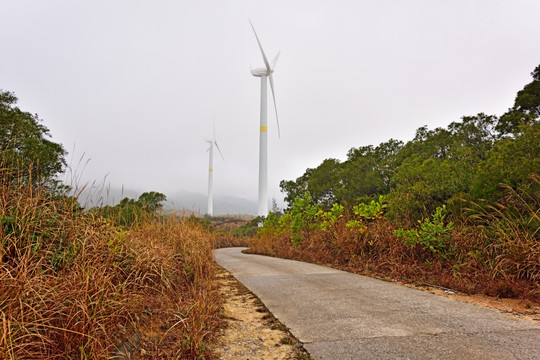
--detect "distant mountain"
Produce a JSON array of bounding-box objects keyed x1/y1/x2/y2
[
  {"x1": 74, "y1": 184, "x2": 140, "y2": 208},
  {"x1": 166, "y1": 191, "x2": 258, "y2": 216},
  {"x1": 75, "y1": 185, "x2": 258, "y2": 216}
]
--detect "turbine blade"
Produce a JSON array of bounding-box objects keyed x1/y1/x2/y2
[
  {"x1": 268, "y1": 73, "x2": 281, "y2": 138},
  {"x1": 249, "y1": 20, "x2": 271, "y2": 73},
  {"x1": 215, "y1": 141, "x2": 225, "y2": 161},
  {"x1": 271, "y1": 51, "x2": 280, "y2": 70}
]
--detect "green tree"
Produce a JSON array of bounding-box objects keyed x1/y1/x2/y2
[
  {"x1": 0, "y1": 90, "x2": 66, "y2": 184},
  {"x1": 372, "y1": 138, "x2": 404, "y2": 191},
  {"x1": 93, "y1": 192, "x2": 167, "y2": 226},
  {"x1": 387, "y1": 114, "x2": 498, "y2": 221},
  {"x1": 277, "y1": 64, "x2": 539, "y2": 224},
  {"x1": 497, "y1": 64, "x2": 540, "y2": 135},
  {"x1": 447, "y1": 113, "x2": 499, "y2": 154},
  {"x1": 305, "y1": 158, "x2": 341, "y2": 206},
  {"x1": 337, "y1": 145, "x2": 384, "y2": 203},
  {"x1": 280, "y1": 140, "x2": 404, "y2": 209},
  {"x1": 280, "y1": 159, "x2": 342, "y2": 208},
  {"x1": 396, "y1": 125, "x2": 453, "y2": 161},
  {"x1": 280, "y1": 169, "x2": 313, "y2": 208},
  {"x1": 472, "y1": 122, "x2": 539, "y2": 201},
  {"x1": 336, "y1": 139, "x2": 403, "y2": 204},
  {"x1": 137, "y1": 191, "x2": 167, "y2": 212}
]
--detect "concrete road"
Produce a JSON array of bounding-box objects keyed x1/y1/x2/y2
[{"x1": 214, "y1": 247, "x2": 540, "y2": 360}]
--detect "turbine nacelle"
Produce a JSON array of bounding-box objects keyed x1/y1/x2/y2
[
  {"x1": 250, "y1": 67, "x2": 271, "y2": 77},
  {"x1": 250, "y1": 52, "x2": 279, "y2": 77},
  {"x1": 205, "y1": 138, "x2": 224, "y2": 160},
  {"x1": 206, "y1": 138, "x2": 215, "y2": 151}
]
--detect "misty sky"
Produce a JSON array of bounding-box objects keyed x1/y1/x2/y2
[{"x1": 2, "y1": 0, "x2": 540, "y2": 211}]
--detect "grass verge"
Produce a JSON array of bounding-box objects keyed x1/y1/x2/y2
[{"x1": 0, "y1": 170, "x2": 223, "y2": 358}]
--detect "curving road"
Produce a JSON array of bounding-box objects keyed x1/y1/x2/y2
[{"x1": 214, "y1": 247, "x2": 540, "y2": 360}]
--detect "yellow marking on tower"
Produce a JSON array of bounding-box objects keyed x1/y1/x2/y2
[{"x1": 260, "y1": 126, "x2": 267, "y2": 132}]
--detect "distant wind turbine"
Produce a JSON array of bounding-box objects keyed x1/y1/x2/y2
[
  {"x1": 206, "y1": 122, "x2": 224, "y2": 217},
  {"x1": 249, "y1": 20, "x2": 280, "y2": 217}
]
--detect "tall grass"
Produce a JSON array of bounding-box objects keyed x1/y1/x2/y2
[
  {"x1": 124, "y1": 220, "x2": 222, "y2": 358},
  {"x1": 0, "y1": 162, "x2": 222, "y2": 358}
]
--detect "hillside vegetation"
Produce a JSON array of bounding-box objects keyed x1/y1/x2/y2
[
  {"x1": 249, "y1": 64, "x2": 540, "y2": 302},
  {"x1": 0, "y1": 90, "x2": 224, "y2": 358}
]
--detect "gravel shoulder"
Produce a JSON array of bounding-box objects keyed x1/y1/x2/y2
[{"x1": 212, "y1": 267, "x2": 310, "y2": 360}]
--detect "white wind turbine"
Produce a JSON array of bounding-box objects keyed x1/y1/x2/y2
[
  {"x1": 249, "y1": 20, "x2": 280, "y2": 217},
  {"x1": 206, "y1": 123, "x2": 224, "y2": 217}
]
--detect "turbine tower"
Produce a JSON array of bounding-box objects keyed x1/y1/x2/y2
[
  {"x1": 206, "y1": 123, "x2": 224, "y2": 217},
  {"x1": 250, "y1": 20, "x2": 280, "y2": 217}
]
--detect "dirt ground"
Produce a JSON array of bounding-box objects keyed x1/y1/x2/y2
[
  {"x1": 405, "y1": 282, "x2": 540, "y2": 323},
  {"x1": 212, "y1": 268, "x2": 309, "y2": 360}
]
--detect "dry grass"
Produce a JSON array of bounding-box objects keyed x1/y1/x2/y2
[
  {"x1": 0, "y1": 168, "x2": 223, "y2": 358},
  {"x1": 213, "y1": 232, "x2": 251, "y2": 249},
  {"x1": 121, "y1": 220, "x2": 222, "y2": 359}
]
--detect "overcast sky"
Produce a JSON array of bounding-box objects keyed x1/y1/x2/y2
[{"x1": 2, "y1": 0, "x2": 540, "y2": 211}]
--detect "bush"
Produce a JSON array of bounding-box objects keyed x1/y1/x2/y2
[{"x1": 394, "y1": 205, "x2": 454, "y2": 256}]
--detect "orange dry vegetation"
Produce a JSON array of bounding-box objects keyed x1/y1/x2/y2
[
  {"x1": 248, "y1": 211, "x2": 539, "y2": 303},
  {"x1": 0, "y1": 172, "x2": 223, "y2": 358}
]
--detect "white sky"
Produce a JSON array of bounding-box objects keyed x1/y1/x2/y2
[{"x1": 2, "y1": 0, "x2": 540, "y2": 210}]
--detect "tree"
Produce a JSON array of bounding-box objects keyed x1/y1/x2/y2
[
  {"x1": 337, "y1": 146, "x2": 384, "y2": 203},
  {"x1": 280, "y1": 169, "x2": 313, "y2": 209},
  {"x1": 396, "y1": 126, "x2": 453, "y2": 161},
  {"x1": 93, "y1": 191, "x2": 167, "y2": 226},
  {"x1": 472, "y1": 122, "x2": 539, "y2": 201},
  {"x1": 280, "y1": 140, "x2": 404, "y2": 209},
  {"x1": 279, "y1": 159, "x2": 341, "y2": 209},
  {"x1": 0, "y1": 90, "x2": 66, "y2": 184},
  {"x1": 497, "y1": 63, "x2": 540, "y2": 135},
  {"x1": 387, "y1": 114, "x2": 498, "y2": 221},
  {"x1": 372, "y1": 138, "x2": 404, "y2": 191},
  {"x1": 137, "y1": 191, "x2": 167, "y2": 212},
  {"x1": 304, "y1": 158, "x2": 341, "y2": 207},
  {"x1": 277, "y1": 64, "x2": 539, "y2": 223},
  {"x1": 447, "y1": 113, "x2": 498, "y2": 154},
  {"x1": 336, "y1": 140, "x2": 404, "y2": 204}
]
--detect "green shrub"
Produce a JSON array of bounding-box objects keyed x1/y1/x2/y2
[
  {"x1": 394, "y1": 205, "x2": 454, "y2": 255},
  {"x1": 318, "y1": 203, "x2": 344, "y2": 232},
  {"x1": 352, "y1": 195, "x2": 387, "y2": 220},
  {"x1": 288, "y1": 193, "x2": 321, "y2": 246}
]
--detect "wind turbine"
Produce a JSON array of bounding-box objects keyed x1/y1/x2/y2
[
  {"x1": 249, "y1": 20, "x2": 280, "y2": 217},
  {"x1": 206, "y1": 122, "x2": 224, "y2": 217}
]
